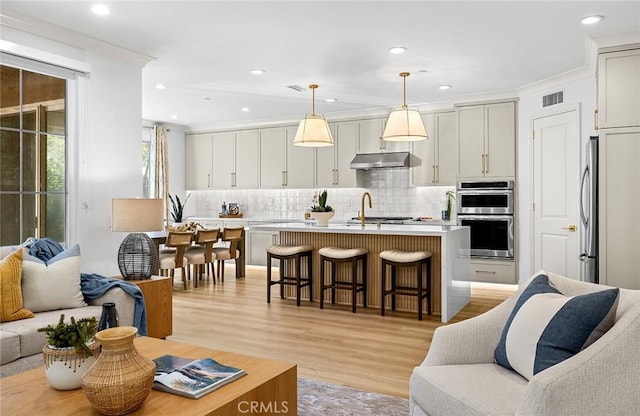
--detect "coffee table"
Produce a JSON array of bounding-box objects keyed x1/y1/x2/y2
[{"x1": 0, "y1": 337, "x2": 296, "y2": 415}]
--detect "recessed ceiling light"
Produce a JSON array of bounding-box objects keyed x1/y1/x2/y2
[
  {"x1": 203, "y1": 97, "x2": 211, "y2": 101},
  {"x1": 325, "y1": 98, "x2": 338, "y2": 103},
  {"x1": 155, "y1": 83, "x2": 166, "y2": 90},
  {"x1": 250, "y1": 69, "x2": 266, "y2": 75},
  {"x1": 170, "y1": 115, "x2": 178, "y2": 120},
  {"x1": 241, "y1": 107, "x2": 250, "y2": 112},
  {"x1": 581, "y1": 15, "x2": 604, "y2": 25},
  {"x1": 418, "y1": 69, "x2": 429, "y2": 73},
  {"x1": 389, "y1": 46, "x2": 407, "y2": 54},
  {"x1": 91, "y1": 4, "x2": 110, "y2": 16},
  {"x1": 438, "y1": 85, "x2": 452, "y2": 90}
]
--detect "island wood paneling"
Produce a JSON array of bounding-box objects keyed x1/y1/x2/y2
[{"x1": 277, "y1": 231, "x2": 443, "y2": 315}]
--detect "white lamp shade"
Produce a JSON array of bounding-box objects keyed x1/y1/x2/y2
[
  {"x1": 293, "y1": 114, "x2": 334, "y2": 147},
  {"x1": 111, "y1": 198, "x2": 164, "y2": 232},
  {"x1": 382, "y1": 108, "x2": 429, "y2": 141}
]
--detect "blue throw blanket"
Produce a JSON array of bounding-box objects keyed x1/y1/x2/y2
[
  {"x1": 28, "y1": 237, "x2": 64, "y2": 262},
  {"x1": 80, "y1": 273, "x2": 148, "y2": 336}
]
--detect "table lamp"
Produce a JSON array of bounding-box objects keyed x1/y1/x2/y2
[{"x1": 111, "y1": 198, "x2": 164, "y2": 280}]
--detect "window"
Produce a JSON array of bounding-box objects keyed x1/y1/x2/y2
[
  {"x1": 0, "y1": 65, "x2": 67, "y2": 245},
  {"x1": 142, "y1": 126, "x2": 153, "y2": 198}
]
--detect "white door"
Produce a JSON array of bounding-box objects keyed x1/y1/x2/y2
[
  {"x1": 286, "y1": 126, "x2": 315, "y2": 188},
  {"x1": 235, "y1": 130, "x2": 259, "y2": 189},
  {"x1": 532, "y1": 108, "x2": 580, "y2": 278},
  {"x1": 259, "y1": 127, "x2": 286, "y2": 188}
]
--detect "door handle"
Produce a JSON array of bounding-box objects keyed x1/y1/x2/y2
[
  {"x1": 474, "y1": 270, "x2": 496, "y2": 274},
  {"x1": 561, "y1": 225, "x2": 577, "y2": 232},
  {"x1": 481, "y1": 154, "x2": 485, "y2": 174},
  {"x1": 484, "y1": 153, "x2": 489, "y2": 174}
]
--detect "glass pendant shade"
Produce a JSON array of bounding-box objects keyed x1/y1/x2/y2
[
  {"x1": 293, "y1": 84, "x2": 334, "y2": 147},
  {"x1": 382, "y1": 72, "x2": 428, "y2": 142},
  {"x1": 382, "y1": 108, "x2": 428, "y2": 141},
  {"x1": 293, "y1": 114, "x2": 334, "y2": 147}
]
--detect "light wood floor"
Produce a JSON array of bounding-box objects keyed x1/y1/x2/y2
[{"x1": 168, "y1": 265, "x2": 515, "y2": 398}]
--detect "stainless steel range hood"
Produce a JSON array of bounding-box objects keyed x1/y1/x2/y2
[{"x1": 349, "y1": 152, "x2": 411, "y2": 170}]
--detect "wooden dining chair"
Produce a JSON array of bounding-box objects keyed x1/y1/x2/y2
[
  {"x1": 212, "y1": 227, "x2": 244, "y2": 282},
  {"x1": 158, "y1": 231, "x2": 193, "y2": 289},
  {"x1": 184, "y1": 228, "x2": 220, "y2": 286}
]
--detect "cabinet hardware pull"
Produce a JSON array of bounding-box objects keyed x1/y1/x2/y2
[
  {"x1": 485, "y1": 153, "x2": 489, "y2": 173},
  {"x1": 561, "y1": 225, "x2": 577, "y2": 232},
  {"x1": 481, "y1": 154, "x2": 485, "y2": 173},
  {"x1": 282, "y1": 171, "x2": 286, "y2": 187},
  {"x1": 436, "y1": 165, "x2": 439, "y2": 183},
  {"x1": 594, "y1": 109, "x2": 599, "y2": 130},
  {"x1": 475, "y1": 270, "x2": 497, "y2": 274},
  {"x1": 432, "y1": 166, "x2": 436, "y2": 184},
  {"x1": 207, "y1": 173, "x2": 211, "y2": 188}
]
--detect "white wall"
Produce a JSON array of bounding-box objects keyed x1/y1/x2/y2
[{"x1": 516, "y1": 75, "x2": 597, "y2": 282}]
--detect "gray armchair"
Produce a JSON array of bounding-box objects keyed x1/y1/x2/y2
[{"x1": 410, "y1": 272, "x2": 640, "y2": 416}]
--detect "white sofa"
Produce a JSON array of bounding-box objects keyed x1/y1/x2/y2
[
  {"x1": 410, "y1": 272, "x2": 640, "y2": 416},
  {"x1": 0, "y1": 246, "x2": 136, "y2": 378}
]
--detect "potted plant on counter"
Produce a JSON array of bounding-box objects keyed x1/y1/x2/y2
[
  {"x1": 311, "y1": 190, "x2": 334, "y2": 227},
  {"x1": 445, "y1": 190, "x2": 456, "y2": 221},
  {"x1": 38, "y1": 314, "x2": 101, "y2": 390}
]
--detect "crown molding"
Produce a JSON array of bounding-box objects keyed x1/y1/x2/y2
[{"x1": 0, "y1": 11, "x2": 155, "y2": 67}]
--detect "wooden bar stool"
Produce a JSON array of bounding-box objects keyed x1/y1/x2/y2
[
  {"x1": 380, "y1": 249, "x2": 432, "y2": 320},
  {"x1": 266, "y1": 245, "x2": 313, "y2": 306},
  {"x1": 318, "y1": 247, "x2": 368, "y2": 313}
]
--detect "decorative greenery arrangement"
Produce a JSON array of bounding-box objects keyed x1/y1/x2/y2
[
  {"x1": 38, "y1": 314, "x2": 99, "y2": 355},
  {"x1": 446, "y1": 190, "x2": 456, "y2": 220},
  {"x1": 311, "y1": 190, "x2": 333, "y2": 212},
  {"x1": 169, "y1": 193, "x2": 191, "y2": 223}
]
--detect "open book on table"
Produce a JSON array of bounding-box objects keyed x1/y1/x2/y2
[{"x1": 152, "y1": 354, "x2": 247, "y2": 399}]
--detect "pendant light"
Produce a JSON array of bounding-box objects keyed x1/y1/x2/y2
[
  {"x1": 382, "y1": 72, "x2": 428, "y2": 142},
  {"x1": 293, "y1": 84, "x2": 334, "y2": 147}
]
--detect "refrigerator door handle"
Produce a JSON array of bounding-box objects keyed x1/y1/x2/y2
[{"x1": 579, "y1": 165, "x2": 590, "y2": 228}]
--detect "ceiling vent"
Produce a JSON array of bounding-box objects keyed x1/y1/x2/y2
[
  {"x1": 542, "y1": 91, "x2": 564, "y2": 107},
  {"x1": 287, "y1": 85, "x2": 305, "y2": 93}
]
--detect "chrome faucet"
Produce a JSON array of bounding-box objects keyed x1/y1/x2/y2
[{"x1": 360, "y1": 192, "x2": 372, "y2": 228}]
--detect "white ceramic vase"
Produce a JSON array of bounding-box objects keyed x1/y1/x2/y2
[
  {"x1": 312, "y1": 211, "x2": 335, "y2": 227},
  {"x1": 43, "y1": 343, "x2": 100, "y2": 390}
]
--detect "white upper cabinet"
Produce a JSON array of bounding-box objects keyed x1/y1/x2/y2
[
  {"x1": 315, "y1": 121, "x2": 357, "y2": 188},
  {"x1": 285, "y1": 126, "x2": 315, "y2": 188},
  {"x1": 412, "y1": 112, "x2": 457, "y2": 186},
  {"x1": 357, "y1": 117, "x2": 410, "y2": 153},
  {"x1": 211, "y1": 132, "x2": 236, "y2": 188},
  {"x1": 186, "y1": 133, "x2": 213, "y2": 190},
  {"x1": 457, "y1": 101, "x2": 515, "y2": 179},
  {"x1": 234, "y1": 130, "x2": 259, "y2": 189},
  {"x1": 597, "y1": 48, "x2": 640, "y2": 129},
  {"x1": 207, "y1": 130, "x2": 258, "y2": 189},
  {"x1": 259, "y1": 127, "x2": 287, "y2": 188}
]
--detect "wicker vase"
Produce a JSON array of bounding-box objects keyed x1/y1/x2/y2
[
  {"x1": 81, "y1": 327, "x2": 155, "y2": 415},
  {"x1": 42, "y1": 342, "x2": 101, "y2": 390}
]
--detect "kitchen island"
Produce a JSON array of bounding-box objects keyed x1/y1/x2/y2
[{"x1": 252, "y1": 222, "x2": 470, "y2": 322}]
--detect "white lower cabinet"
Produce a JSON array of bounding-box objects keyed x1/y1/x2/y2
[
  {"x1": 248, "y1": 224, "x2": 278, "y2": 266},
  {"x1": 466, "y1": 259, "x2": 517, "y2": 284}
]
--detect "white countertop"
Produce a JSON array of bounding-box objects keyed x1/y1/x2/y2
[{"x1": 251, "y1": 222, "x2": 466, "y2": 236}]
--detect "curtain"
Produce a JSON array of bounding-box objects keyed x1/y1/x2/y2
[{"x1": 153, "y1": 125, "x2": 170, "y2": 227}]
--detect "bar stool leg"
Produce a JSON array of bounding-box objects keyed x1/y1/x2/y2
[
  {"x1": 381, "y1": 260, "x2": 387, "y2": 316},
  {"x1": 362, "y1": 256, "x2": 368, "y2": 308},
  {"x1": 391, "y1": 264, "x2": 397, "y2": 311},
  {"x1": 427, "y1": 258, "x2": 432, "y2": 316},
  {"x1": 279, "y1": 257, "x2": 285, "y2": 299},
  {"x1": 330, "y1": 262, "x2": 337, "y2": 305},
  {"x1": 307, "y1": 253, "x2": 313, "y2": 301},
  {"x1": 295, "y1": 253, "x2": 302, "y2": 307},
  {"x1": 320, "y1": 256, "x2": 325, "y2": 309},
  {"x1": 417, "y1": 262, "x2": 423, "y2": 321},
  {"x1": 351, "y1": 258, "x2": 357, "y2": 313},
  {"x1": 267, "y1": 253, "x2": 272, "y2": 303}
]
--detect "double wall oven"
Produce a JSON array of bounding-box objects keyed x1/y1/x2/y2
[{"x1": 457, "y1": 180, "x2": 514, "y2": 259}]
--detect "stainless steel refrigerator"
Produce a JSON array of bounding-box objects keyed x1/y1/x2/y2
[{"x1": 579, "y1": 136, "x2": 598, "y2": 283}]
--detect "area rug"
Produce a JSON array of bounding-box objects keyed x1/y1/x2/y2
[{"x1": 298, "y1": 378, "x2": 409, "y2": 416}]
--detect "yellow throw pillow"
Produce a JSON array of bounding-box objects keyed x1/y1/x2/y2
[{"x1": 0, "y1": 249, "x2": 34, "y2": 322}]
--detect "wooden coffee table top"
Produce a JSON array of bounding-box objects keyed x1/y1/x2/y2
[{"x1": 1, "y1": 337, "x2": 297, "y2": 415}]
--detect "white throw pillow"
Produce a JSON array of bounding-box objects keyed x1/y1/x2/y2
[{"x1": 21, "y1": 244, "x2": 86, "y2": 313}]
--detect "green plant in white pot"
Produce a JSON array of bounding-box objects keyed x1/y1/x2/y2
[
  {"x1": 311, "y1": 190, "x2": 334, "y2": 226},
  {"x1": 168, "y1": 193, "x2": 191, "y2": 227},
  {"x1": 38, "y1": 314, "x2": 101, "y2": 390}
]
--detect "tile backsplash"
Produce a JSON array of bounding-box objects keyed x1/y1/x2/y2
[{"x1": 187, "y1": 168, "x2": 454, "y2": 222}]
